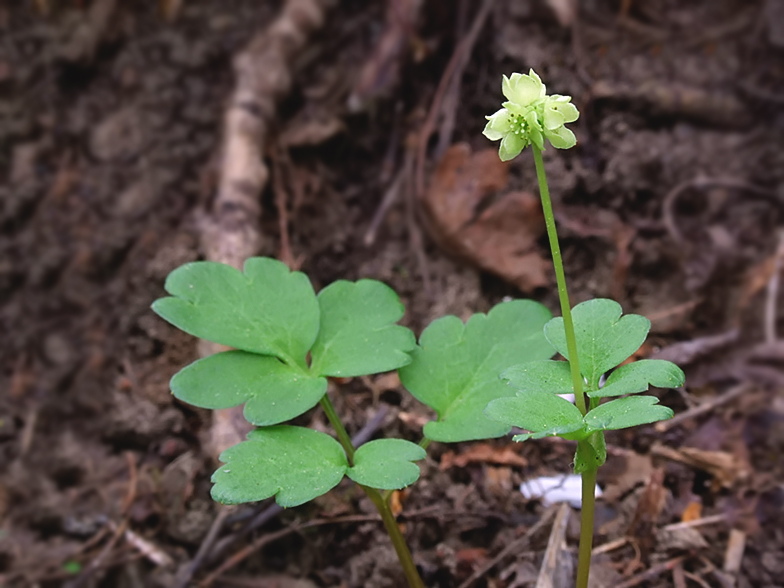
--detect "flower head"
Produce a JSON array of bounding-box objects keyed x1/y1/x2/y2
[{"x1": 483, "y1": 69, "x2": 579, "y2": 161}]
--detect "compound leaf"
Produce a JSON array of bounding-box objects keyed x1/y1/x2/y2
[
  {"x1": 544, "y1": 299, "x2": 650, "y2": 388},
  {"x1": 310, "y1": 280, "x2": 415, "y2": 377},
  {"x1": 501, "y1": 360, "x2": 574, "y2": 395},
  {"x1": 171, "y1": 351, "x2": 327, "y2": 426},
  {"x1": 583, "y1": 396, "x2": 673, "y2": 433},
  {"x1": 152, "y1": 258, "x2": 319, "y2": 368},
  {"x1": 347, "y1": 439, "x2": 426, "y2": 490},
  {"x1": 485, "y1": 391, "x2": 585, "y2": 442},
  {"x1": 590, "y1": 359, "x2": 685, "y2": 398},
  {"x1": 211, "y1": 426, "x2": 348, "y2": 507},
  {"x1": 399, "y1": 300, "x2": 554, "y2": 442}
]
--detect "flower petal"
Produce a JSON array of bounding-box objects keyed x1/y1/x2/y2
[
  {"x1": 543, "y1": 104, "x2": 565, "y2": 131},
  {"x1": 505, "y1": 73, "x2": 543, "y2": 106},
  {"x1": 499, "y1": 132, "x2": 526, "y2": 161},
  {"x1": 545, "y1": 125, "x2": 577, "y2": 149},
  {"x1": 548, "y1": 98, "x2": 579, "y2": 124},
  {"x1": 526, "y1": 110, "x2": 545, "y2": 150},
  {"x1": 483, "y1": 108, "x2": 512, "y2": 141}
]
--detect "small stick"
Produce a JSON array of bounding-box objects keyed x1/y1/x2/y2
[
  {"x1": 662, "y1": 513, "x2": 727, "y2": 533},
  {"x1": 662, "y1": 176, "x2": 777, "y2": 246},
  {"x1": 654, "y1": 383, "x2": 750, "y2": 432},
  {"x1": 592, "y1": 536, "x2": 628, "y2": 555},
  {"x1": 63, "y1": 521, "x2": 127, "y2": 588},
  {"x1": 615, "y1": 555, "x2": 687, "y2": 588},
  {"x1": 173, "y1": 508, "x2": 232, "y2": 588},
  {"x1": 672, "y1": 562, "x2": 687, "y2": 588},
  {"x1": 364, "y1": 170, "x2": 405, "y2": 246},
  {"x1": 457, "y1": 507, "x2": 557, "y2": 588},
  {"x1": 723, "y1": 528, "x2": 746, "y2": 574},
  {"x1": 535, "y1": 503, "x2": 572, "y2": 588},
  {"x1": 764, "y1": 231, "x2": 784, "y2": 343},
  {"x1": 683, "y1": 570, "x2": 713, "y2": 588}
]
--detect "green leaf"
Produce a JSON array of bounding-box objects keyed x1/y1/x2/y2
[
  {"x1": 211, "y1": 426, "x2": 348, "y2": 507},
  {"x1": 310, "y1": 280, "x2": 415, "y2": 377},
  {"x1": 485, "y1": 391, "x2": 585, "y2": 442},
  {"x1": 152, "y1": 258, "x2": 319, "y2": 368},
  {"x1": 544, "y1": 299, "x2": 650, "y2": 388},
  {"x1": 589, "y1": 359, "x2": 685, "y2": 398},
  {"x1": 347, "y1": 439, "x2": 426, "y2": 490},
  {"x1": 583, "y1": 396, "x2": 674, "y2": 433},
  {"x1": 399, "y1": 300, "x2": 554, "y2": 442},
  {"x1": 501, "y1": 360, "x2": 574, "y2": 395},
  {"x1": 574, "y1": 432, "x2": 607, "y2": 473},
  {"x1": 171, "y1": 351, "x2": 327, "y2": 426}
]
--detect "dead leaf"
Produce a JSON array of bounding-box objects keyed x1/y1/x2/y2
[
  {"x1": 601, "y1": 452, "x2": 654, "y2": 503},
  {"x1": 651, "y1": 443, "x2": 749, "y2": 488},
  {"x1": 422, "y1": 144, "x2": 550, "y2": 292},
  {"x1": 440, "y1": 442, "x2": 528, "y2": 470},
  {"x1": 546, "y1": 0, "x2": 577, "y2": 26},
  {"x1": 681, "y1": 501, "x2": 703, "y2": 522},
  {"x1": 280, "y1": 111, "x2": 344, "y2": 147},
  {"x1": 626, "y1": 468, "x2": 667, "y2": 555}
]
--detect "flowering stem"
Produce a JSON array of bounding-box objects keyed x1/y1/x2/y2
[
  {"x1": 531, "y1": 145, "x2": 586, "y2": 415},
  {"x1": 319, "y1": 395, "x2": 424, "y2": 588},
  {"x1": 531, "y1": 145, "x2": 595, "y2": 588}
]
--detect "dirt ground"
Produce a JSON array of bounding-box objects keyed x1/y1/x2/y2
[{"x1": 2, "y1": 0, "x2": 784, "y2": 586}]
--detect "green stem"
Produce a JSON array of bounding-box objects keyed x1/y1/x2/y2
[
  {"x1": 364, "y1": 486, "x2": 425, "y2": 588},
  {"x1": 532, "y1": 145, "x2": 586, "y2": 415},
  {"x1": 532, "y1": 145, "x2": 594, "y2": 587},
  {"x1": 576, "y1": 465, "x2": 597, "y2": 588},
  {"x1": 318, "y1": 395, "x2": 424, "y2": 588}
]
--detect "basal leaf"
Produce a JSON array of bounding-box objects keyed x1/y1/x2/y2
[
  {"x1": 211, "y1": 426, "x2": 348, "y2": 507},
  {"x1": 574, "y1": 432, "x2": 607, "y2": 473},
  {"x1": 589, "y1": 359, "x2": 685, "y2": 398},
  {"x1": 347, "y1": 439, "x2": 426, "y2": 490},
  {"x1": 544, "y1": 299, "x2": 650, "y2": 389},
  {"x1": 485, "y1": 391, "x2": 585, "y2": 442},
  {"x1": 399, "y1": 300, "x2": 554, "y2": 442},
  {"x1": 310, "y1": 280, "x2": 415, "y2": 377},
  {"x1": 501, "y1": 360, "x2": 574, "y2": 395},
  {"x1": 152, "y1": 258, "x2": 319, "y2": 368},
  {"x1": 171, "y1": 351, "x2": 328, "y2": 426},
  {"x1": 583, "y1": 395, "x2": 673, "y2": 433}
]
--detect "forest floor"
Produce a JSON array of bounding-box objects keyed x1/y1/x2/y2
[{"x1": 1, "y1": 0, "x2": 784, "y2": 586}]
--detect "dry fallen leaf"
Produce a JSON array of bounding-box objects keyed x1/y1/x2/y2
[
  {"x1": 440, "y1": 442, "x2": 528, "y2": 470},
  {"x1": 422, "y1": 144, "x2": 550, "y2": 292}
]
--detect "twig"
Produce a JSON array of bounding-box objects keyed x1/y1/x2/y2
[
  {"x1": 764, "y1": 231, "x2": 784, "y2": 343},
  {"x1": 414, "y1": 0, "x2": 495, "y2": 199},
  {"x1": 683, "y1": 570, "x2": 712, "y2": 588},
  {"x1": 457, "y1": 506, "x2": 557, "y2": 588},
  {"x1": 63, "y1": 521, "x2": 127, "y2": 588},
  {"x1": 121, "y1": 451, "x2": 137, "y2": 515},
  {"x1": 199, "y1": 0, "x2": 331, "y2": 459},
  {"x1": 200, "y1": 514, "x2": 384, "y2": 587},
  {"x1": 592, "y1": 536, "x2": 628, "y2": 555},
  {"x1": 117, "y1": 523, "x2": 173, "y2": 568},
  {"x1": 654, "y1": 383, "x2": 751, "y2": 433},
  {"x1": 615, "y1": 555, "x2": 687, "y2": 588},
  {"x1": 364, "y1": 169, "x2": 405, "y2": 246},
  {"x1": 662, "y1": 513, "x2": 728, "y2": 533},
  {"x1": 662, "y1": 176, "x2": 777, "y2": 246},
  {"x1": 535, "y1": 503, "x2": 572, "y2": 588},
  {"x1": 173, "y1": 508, "x2": 232, "y2": 588}
]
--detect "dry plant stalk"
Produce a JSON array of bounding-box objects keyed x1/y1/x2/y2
[{"x1": 200, "y1": 0, "x2": 329, "y2": 457}]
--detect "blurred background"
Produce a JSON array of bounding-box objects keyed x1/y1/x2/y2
[{"x1": 1, "y1": 0, "x2": 783, "y2": 586}]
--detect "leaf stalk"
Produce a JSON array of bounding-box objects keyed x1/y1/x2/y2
[{"x1": 319, "y1": 394, "x2": 424, "y2": 588}]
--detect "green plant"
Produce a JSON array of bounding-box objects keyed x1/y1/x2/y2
[
  {"x1": 152, "y1": 257, "x2": 555, "y2": 587},
  {"x1": 482, "y1": 69, "x2": 685, "y2": 588}
]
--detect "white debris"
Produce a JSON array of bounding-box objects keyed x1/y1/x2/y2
[{"x1": 520, "y1": 474, "x2": 601, "y2": 508}]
